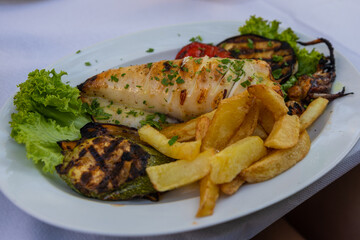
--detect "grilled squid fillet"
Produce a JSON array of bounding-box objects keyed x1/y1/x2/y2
[{"x1": 79, "y1": 56, "x2": 277, "y2": 121}]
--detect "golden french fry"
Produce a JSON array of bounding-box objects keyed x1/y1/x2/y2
[
  {"x1": 138, "y1": 125, "x2": 201, "y2": 160},
  {"x1": 196, "y1": 174, "x2": 219, "y2": 218},
  {"x1": 258, "y1": 102, "x2": 275, "y2": 134},
  {"x1": 241, "y1": 131, "x2": 311, "y2": 183},
  {"x1": 210, "y1": 136, "x2": 267, "y2": 184},
  {"x1": 220, "y1": 174, "x2": 245, "y2": 195},
  {"x1": 300, "y1": 97, "x2": 329, "y2": 132},
  {"x1": 227, "y1": 100, "x2": 260, "y2": 145},
  {"x1": 248, "y1": 84, "x2": 288, "y2": 120},
  {"x1": 160, "y1": 110, "x2": 215, "y2": 142},
  {"x1": 252, "y1": 124, "x2": 268, "y2": 140},
  {"x1": 146, "y1": 149, "x2": 215, "y2": 192},
  {"x1": 202, "y1": 91, "x2": 252, "y2": 151},
  {"x1": 265, "y1": 114, "x2": 300, "y2": 149},
  {"x1": 196, "y1": 116, "x2": 210, "y2": 141}
]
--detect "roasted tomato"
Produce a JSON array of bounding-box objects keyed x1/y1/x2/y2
[{"x1": 175, "y1": 42, "x2": 231, "y2": 59}]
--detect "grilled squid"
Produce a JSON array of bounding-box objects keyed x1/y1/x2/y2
[{"x1": 79, "y1": 56, "x2": 279, "y2": 127}]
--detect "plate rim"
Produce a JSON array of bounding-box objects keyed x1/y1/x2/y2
[{"x1": 1, "y1": 20, "x2": 360, "y2": 237}]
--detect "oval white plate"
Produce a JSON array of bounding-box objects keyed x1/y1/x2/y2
[{"x1": 1, "y1": 21, "x2": 360, "y2": 237}]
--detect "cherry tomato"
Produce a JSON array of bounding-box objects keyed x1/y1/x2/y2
[{"x1": 175, "y1": 42, "x2": 231, "y2": 59}]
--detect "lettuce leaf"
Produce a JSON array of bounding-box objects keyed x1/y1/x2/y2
[
  {"x1": 239, "y1": 16, "x2": 323, "y2": 77},
  {"x1": 10, "y1": 69, "x2": 91, "y2": 173}
]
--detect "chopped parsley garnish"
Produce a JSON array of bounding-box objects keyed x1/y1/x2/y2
[
  {"x1": 124, "y1": 84, "x2": 129, "y2": 89},
  {"x1": 116, "y1": 108, "x2": 122, "y2": 114},
  {"x1": 168, "y1": 136, "x2": 179, "y2": 146},
  {"x1": 227, "y1": 75, "x2": 233, "y2": 82},
  {"x1": 146, "y1": 48, "x2": 154, "y2": 53},
  {"x1": 143, "y1": 100, "x2": 147, "y2": 105},
  {"x1": 114, "y1": 120, "x2": 120, "y2": 124},
  {"x1": 136, "y1": 85, "x2": 142, "y2": 88},
  {"x1": 161, "y1": 78, "x2": 169, "y2": 86},
  {"x1": 126, "y1": 110, "x2": 138, "y2": 117},
  {"x1": 83, "y1": 99, "x2": 112, "y2": 120},
  {"x1": 189, "y1": 35, "x2": 203, "y2": 42},
  {"x1": 84, "y1": 62, "x2": 91, "y2": 66},
  {"x1": 76, "y1": 50, "x2": 81, "y2": 54},
  {"x1": 267, "y1": 41, "x2": 273, "y2": 47},
  {"x1": 220, "y1": 58, "x2": 231, "y2": 64},
  {"x1": 121, "y1": 73, "x2": 126, "y2": 77},
  {"x1": 176, "y1": 77, "x2": 185, "y2": 84},
  {"x1": 272, "y1": 68, "x2": 283, "y2": 80},
  {"x1": 272, "y1": 55, "x2": 283, "y2": 62},
  {"x1": 247, "y1": 38, "x2": 254, "y2": 49},
  {"x1": 194, "y1": 58, "x2": 202, "y2": 64},
  {"x1": 110, "y1": 75, "x2": 119, "y2": 82},
  {"x1": 139, "y1": 112, "x2": 167, "y2": 130},
  {"x1": 281, "y1": 75, "x2": 298, "y2": 98},
  {"x1": 182, "y1": 67, "x2": 189, "y2": 72},
  {"x1": 146, "y1": 62, "x2": 153, "y2": 68},
  {"x1": 241, "y1": 80, "x2": 251, "y2": 88}
]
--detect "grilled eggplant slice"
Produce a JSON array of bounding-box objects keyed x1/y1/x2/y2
[
  {"x1": 217, "y1": 34, "x2": 297, "y2": 83},
  {"x1": 56, "y1": 123, "x2": 173, "y2": 200}
]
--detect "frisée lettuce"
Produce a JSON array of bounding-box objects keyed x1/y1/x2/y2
[{"x1": 10, "y1": 69, "x2": 91, "y2": 173}]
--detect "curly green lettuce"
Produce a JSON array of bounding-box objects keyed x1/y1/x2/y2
[
  {"x1": 239, "y1": 16, "x2": 323, "y2": 77},
  {"x1": 10, "y1": 69, "x2": 91, "y2": 173}
]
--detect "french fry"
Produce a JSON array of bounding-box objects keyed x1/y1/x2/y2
[
  {"x1": 220, "y1": 174, "x2": 245, "y2": 195},
  {"x1": 160, "y1": 110, "x2": 215, "y2": 142},
  {"x1": 248, "y1": 84, "x2": 288, "y2": 120},
  {"x1": 138, "y1": 125, "x2": 201, "y2": 160},
  {"x1": 196, "y1": 116, "x2": 210, "y2": 141},
  {"x1": 196, "y1": 174, "x2": 219, "y2": 218},
  {"x1": 227, "y1": 100, "x2": 260, "y2": 145},
  {"x1": 265, "y1": 114, "x2": 300, "y2": 149},
  {"x1": 202, "y1": 91, "x2": 252, "y2": 151},
  {"x1": 146, "y1": 149, "x2": 215, "y2": 192},
  {"x1": 252, "y1": 124, "x2": 268, "y2": 140},
  {"x1": 241, "y1": 131, "x2": 311, "y2": 183},
  {"x1": 300, "y1": 97, "x2": 329, "y2": 132},
  {"x1": 210, "y1": 136, "x2": 267, "y2": 184}
]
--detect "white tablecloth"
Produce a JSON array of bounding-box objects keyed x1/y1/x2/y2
[{"x1": 1, "y1": 0, "x2": 359, "y2": 239}]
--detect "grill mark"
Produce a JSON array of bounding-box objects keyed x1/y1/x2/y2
[
  {"x1": 121, "y1": 152, "x2": 132, "y2": 161},
  {"x1": 77, "y1": 75, "x2": 97, "y2": 92},
  {"x1": 79, "y1": 148, "x2": 87, "y2": 158},
  {"x1": 180, "y1": 89, "x2": 187, "y2": 105},
  {"x1": 197, "y1": 89, "x2": 208, "y2": 104},
  {"x1": 163, "y1": 61, "x2": 172, "y2": 72},
  {"x1": 101, "y1": 139, "x2": 122, "y2": 160},
  {"x1": 88, "y1": 145, "x2": 105, "y2": 168},
  {"x1": 55, "y1": 158, "x2": 75, "y2": 175},
  {"x1": 223, "y1": 89, "x2": 228, "y2": 99},
  {"x1": 80, "y1": 171, "x2": 92, "y2": 185},
  {"x1": 109, "y1": 159, "x2": 126, "y2": 187}
]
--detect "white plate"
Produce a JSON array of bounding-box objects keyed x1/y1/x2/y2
[{"x1": 1, "y1": 21, "x2": 360, "y2": 237}]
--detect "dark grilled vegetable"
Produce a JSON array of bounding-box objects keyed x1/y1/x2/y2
[
  {"x1": 217, "y1": 34, "x2": 297, "y2": 83},
  {"x1": 56, "y1": 123, "x2": 173, "y2": 201}
]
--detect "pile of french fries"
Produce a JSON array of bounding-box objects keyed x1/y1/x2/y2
[{"x1": 138, "y1": 84, "x2": 329, "y2": 217}]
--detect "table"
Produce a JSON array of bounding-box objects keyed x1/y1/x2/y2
[{"x1": 1, "y1": 0, "x2": 359, "y2": 239}]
